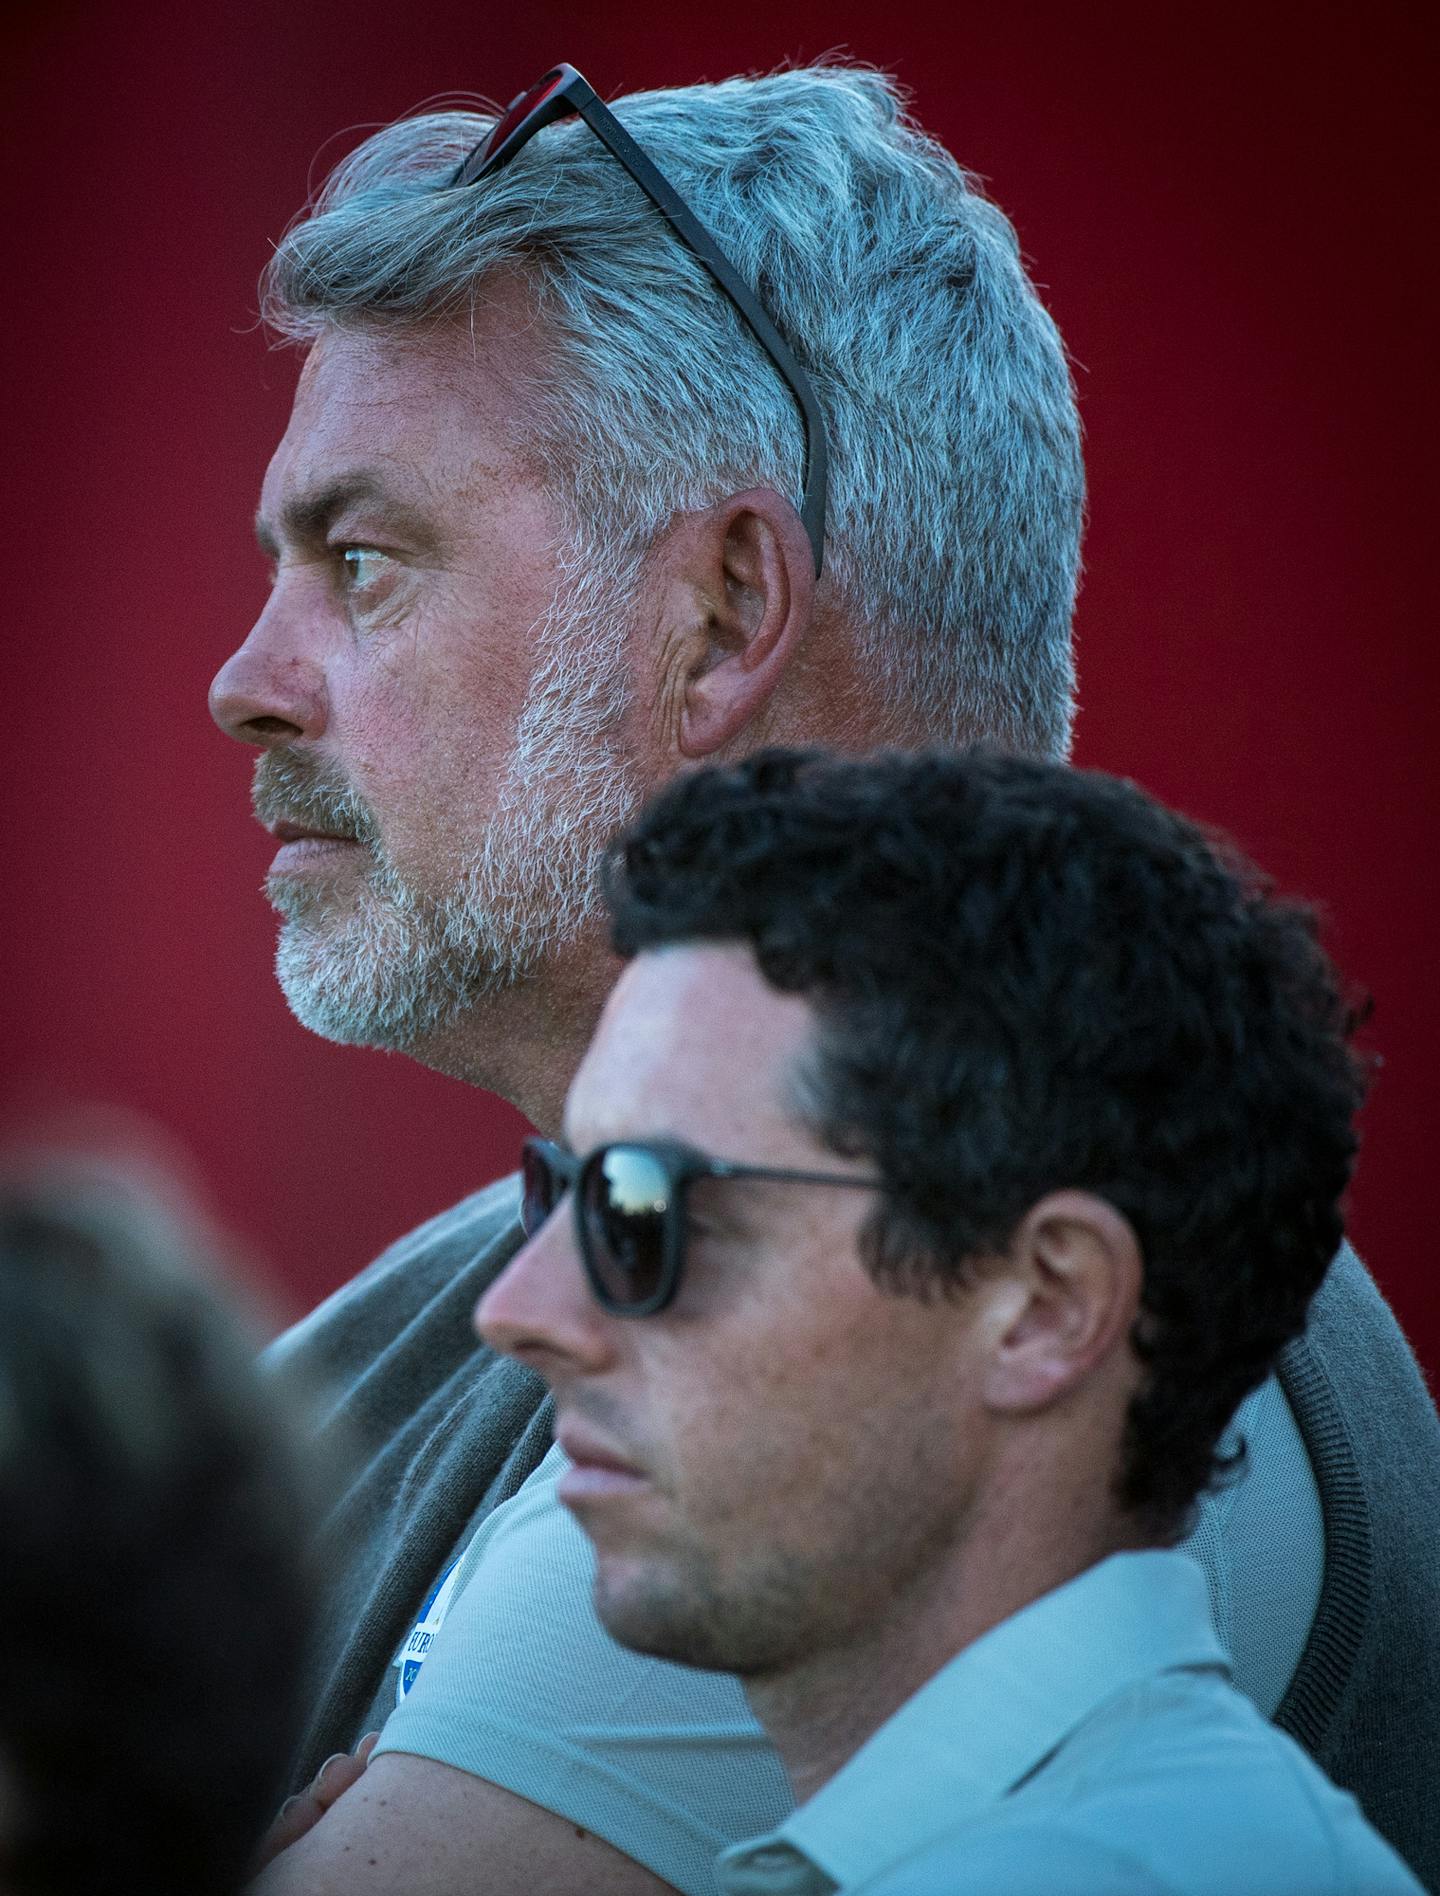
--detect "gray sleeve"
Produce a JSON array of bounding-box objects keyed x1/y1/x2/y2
[{"x1": 373, "y1": 1445, "x2": 795, "y2": 1896}]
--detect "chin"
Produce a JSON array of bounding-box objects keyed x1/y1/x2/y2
[
  {"x1": 274, "y1": 925, "x2": 432, "y2": 1051},
  {"x1": 591, "y1": 1557, "x2": 767, "y2": 1676}
]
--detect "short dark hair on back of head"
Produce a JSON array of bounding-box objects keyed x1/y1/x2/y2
[{"x1": 604, "y1": 748, "x2": 1369, "y2": 1539}]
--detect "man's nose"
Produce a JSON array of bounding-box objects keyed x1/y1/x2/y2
[
  {"x1": 477, "y1": 1207, "x2": 616, "y2": 1378},
  {"x1": 209, "y1": 590, "x2": 329, "y2": 748}
]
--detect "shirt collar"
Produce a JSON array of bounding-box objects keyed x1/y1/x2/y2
[{"x1": 721, "y1": 1550, "x2": 1229, "y2": 1894}]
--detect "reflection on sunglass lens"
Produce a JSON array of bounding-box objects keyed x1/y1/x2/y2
[{"x1": 583, "y1": 1145, "x2": 672, "y2": 1309}]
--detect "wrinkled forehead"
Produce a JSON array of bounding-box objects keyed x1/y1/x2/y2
[
  {"x1": 567, "y1": 944, "x2": 820, "y2": 1158},
  {"x1": 262, "y1": 289, "x2": 551, "y2": 512}
]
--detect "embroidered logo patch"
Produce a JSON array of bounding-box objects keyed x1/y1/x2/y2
[{"x1": 394, "y1": 1557, "x2": 465, "y2": 1705}]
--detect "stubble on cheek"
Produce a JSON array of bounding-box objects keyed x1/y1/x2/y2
[
  {"x1": 595, "y1": 1347, "x2": 967, "y2": 1679},
  {"x1": 580, "y1": 1394, "x2": 837, "y2": 1675}
]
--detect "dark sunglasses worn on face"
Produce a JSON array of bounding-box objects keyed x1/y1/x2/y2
[
  {"x1": 453, "y1": 63, "x2": 829, "y2": 576},
  {"x1": 521, "y1": 1136, "x2": 880, "y2": 1316}
]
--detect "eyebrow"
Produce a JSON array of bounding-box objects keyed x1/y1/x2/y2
[{"x1": 253, "y1": 471, "x2": 424, "y2": 560}]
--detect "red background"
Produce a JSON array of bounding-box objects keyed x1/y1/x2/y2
[{"x1": 4, "y1": 3, "x2": 1435, "y2": 1369}]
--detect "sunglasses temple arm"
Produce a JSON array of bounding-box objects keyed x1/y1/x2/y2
[
  {"x1": 579, "y1": 104, "x2": 827, "y2": 574},
  {"x1": 712, "y1": 1163, "x2": 880, "y2": 1190}
]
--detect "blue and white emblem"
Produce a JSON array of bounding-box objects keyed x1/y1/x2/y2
[{"x1": 395, "y1": 1557, "x2": 466, "y2": 1705}]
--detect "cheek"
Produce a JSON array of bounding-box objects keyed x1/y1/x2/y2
[
  {"x1": 332, "y1": 693, "x2": 434, "y2": 834},
  {"x1": 396, "y1": 630, "x2": 538, "y2": 802},
  {"x1": 647, "y1": 1275, "x2": 976, "y2": 1544},
  {"x1": 331, "y1": 663, "x2": 516, "y2": 847},
  {"x1": 651, "y1": 1316, "x2": 890, "y2": 1513}
]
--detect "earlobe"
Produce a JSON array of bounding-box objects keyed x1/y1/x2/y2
[
  {"x1": 982, "y1": 1193, "x2": 1143, "y2": 1415},
  {"x1": 675, "y1": 487, "x2": 815, "y2": 760}
]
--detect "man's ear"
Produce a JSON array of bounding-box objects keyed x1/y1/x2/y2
[
  {"x1": 980, "y1": 1192, "x2": 1144, "y2": 1415},
  {"x1": 658, "y1": 487, "x2": 816, "y2": 760}
]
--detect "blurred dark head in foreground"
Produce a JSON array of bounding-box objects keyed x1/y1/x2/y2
[{"x1": 0, "y1": 1164, "x2": 317, "y2": 1896}]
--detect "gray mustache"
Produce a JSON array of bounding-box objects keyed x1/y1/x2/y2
[{"x1": 251, "y1": 749, "x2": 379, "y2": 846}]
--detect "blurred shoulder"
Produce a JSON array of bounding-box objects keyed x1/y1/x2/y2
[{"x1": 264, "y1": 1174, "x2": 523, "y2": 1379}]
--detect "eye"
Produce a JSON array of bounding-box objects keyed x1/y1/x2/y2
[{"x1": 338, "y1": 545, "x2": 394, "y2": 593}]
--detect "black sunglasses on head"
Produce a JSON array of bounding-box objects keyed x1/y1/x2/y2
[
  {"x1": 453, "y1": 63, "x2": 829, "y2": 576},
  {"x1": 521, "y1": 1135, "x2": 879, "y2": 1316}
]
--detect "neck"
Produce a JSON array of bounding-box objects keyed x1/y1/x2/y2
[
  {"x1": 404, "y1": 940, "x2": 616, "y2": 1134},
  {"x1": 750, "y1": 1480, "x2": 1144, "y2": 1804}
]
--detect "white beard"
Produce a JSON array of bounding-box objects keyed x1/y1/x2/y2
[{"x1": 262, "y1": 551, "x2": 645, "y2": 1053}]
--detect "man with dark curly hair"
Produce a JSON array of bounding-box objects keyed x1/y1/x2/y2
[{"x1": 477, "y1": 748, "x2": 1419, "y2": 1895}]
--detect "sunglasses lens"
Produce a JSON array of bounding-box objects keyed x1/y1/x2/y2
[
  {"x1": 494, "y1": 72, "x2": 565, "y2": 143},
  {"x1": 581, "y1": 1145, "x2": 674, "y2": 1311},
  {"x1": 520, "y1": 1141, "x2": 564, "y2": 1239},
  {"x1": 463, "y1": 70, "x2": 572, "y2": 181}
]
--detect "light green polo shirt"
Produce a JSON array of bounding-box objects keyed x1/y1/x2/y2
[
  {"x1": 375, "y1": 1442, "x2": 792, "y2": 1895},
  {"x1": 715, "y1": 1552, "x2": 1420, "y2": 1896},
  {"x1": 375, "y1": 1379, "x2": 1324, "y2": 1895}
]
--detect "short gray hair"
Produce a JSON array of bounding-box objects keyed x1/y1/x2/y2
[{"x1": 263, "y1": 65, "x2": 1084, "y2": 757}]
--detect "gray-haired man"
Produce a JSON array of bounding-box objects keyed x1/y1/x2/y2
[{"x1": 210, "y1": 62, "x2": 1440, "y2": 1896}]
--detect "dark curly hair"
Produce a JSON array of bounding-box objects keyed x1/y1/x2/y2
[
  {"x1": 0, "y1": 1168, "x2": 320, "y2": 1896},
  {"x1": 604, "y1": 748, "x2": 1370, "y2": 1539}
]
